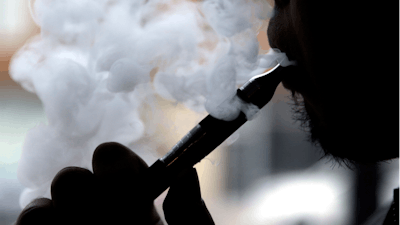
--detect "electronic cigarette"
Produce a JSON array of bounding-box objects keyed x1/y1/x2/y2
[{"x1": 140, "y1": 63, "x2": 299, "y2": 200}]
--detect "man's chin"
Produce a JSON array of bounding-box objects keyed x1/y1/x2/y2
[
  {"x1": 292, "y1": 102, "x2": 397, "y2": 168},
  {"x1": 309, "y1": 123, "x2": 398, "y2": 166}
]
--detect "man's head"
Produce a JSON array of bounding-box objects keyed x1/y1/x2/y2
[{"x1": 267, "y1": 0, "x2": 399, "y2": 166}]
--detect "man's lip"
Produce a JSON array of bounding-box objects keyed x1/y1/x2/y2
[
  {"x1": 280, "y1": 62, "x2": 308, "y2": 93},
  {"x1": 282, "y1": 50, "x2": 297, "y2": 62},
  {"x1": 267, "y1": 33, "x2": 296, "y2": 62}
]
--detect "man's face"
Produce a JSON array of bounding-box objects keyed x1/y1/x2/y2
[{"x1": 266, "y1": 0, "x2": 398, "y2": 164}]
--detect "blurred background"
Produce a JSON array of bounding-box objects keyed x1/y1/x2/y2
[{"x1": 0, "y1": 0, "x2": 398, "y2": 225}]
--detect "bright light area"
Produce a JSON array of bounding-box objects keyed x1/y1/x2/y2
[
  {"x1": 254, "y1": 181, "x2": 335, "y2": 218},
  {"x1": 0, "y1": 86, "x2": 47, "y2": 179},
  {"x1": 239, "y1": 168, "x2": 352, "y2": 225},
  {"x1": 0, "y1": 0, "x2": 33, "y2": 33},
  {"x1": 0, "y1": 0, "x2": 39, "y2": 57}
]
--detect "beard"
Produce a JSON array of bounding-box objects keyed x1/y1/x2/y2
[
  {"x1": 286, "y1": 90, "x2": 358, "y2": 169},
  {"x1": 283, "y1": 67, "x2": 398, "y2": 167}
]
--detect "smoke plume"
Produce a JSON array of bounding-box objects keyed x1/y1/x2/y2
[{"x1": 10, "y1": 0, "x2": 294, "y2": 208}]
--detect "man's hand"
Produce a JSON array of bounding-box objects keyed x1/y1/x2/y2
[{"x1": 15, "y1": 142, "x2": 215, "y2": 225}]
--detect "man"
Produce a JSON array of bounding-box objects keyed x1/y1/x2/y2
[{"x1": 15, "y1": 0, "x2": 398, "y2": 224}]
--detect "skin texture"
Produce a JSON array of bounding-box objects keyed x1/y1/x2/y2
[{"x1": 16, "y1": 0, "x2": 398, "y2": 224}]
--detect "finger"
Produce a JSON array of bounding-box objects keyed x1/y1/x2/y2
[
  {"x1": 16, "y1": 198, "x2": 55, "y2": 225},
  {"x1": 92, "y1": 142, "x2": 149, "y2": 196},
  {"x1": 163, "y1": 168, "x2": 215, "y2": 225},
  {"x1": 50, "y1": 166, "x2": 99, "y2": 224},
  {"x1": 92, "y1": 142, "x2": 162, "y2": 225}
]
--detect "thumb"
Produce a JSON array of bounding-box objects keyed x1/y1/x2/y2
[{"x1": 163, "y1": 168, "x2": 215, "y2": 225}]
